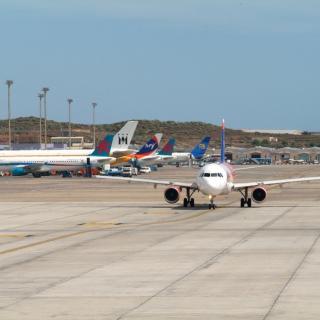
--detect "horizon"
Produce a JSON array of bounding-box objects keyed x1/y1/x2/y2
[{"x1": 2, "y1": 116, "x2": 318, "y2": 133}]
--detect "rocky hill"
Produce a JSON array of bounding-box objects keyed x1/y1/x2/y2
[{"x1": 0, "y1": 117, "x2": 319, "y2": 150}]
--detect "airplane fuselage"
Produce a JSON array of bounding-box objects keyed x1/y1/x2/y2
[
  {"x1": 196, "y1": 163, "x2": 233, "y2": 196},
  {"x1": 0, "y1": 155, "x2": 114, "y2": 174}
]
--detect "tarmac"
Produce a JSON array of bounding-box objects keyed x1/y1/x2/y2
[{"x1": 0, "y1": 165, "x2": 320, "y2": 319}]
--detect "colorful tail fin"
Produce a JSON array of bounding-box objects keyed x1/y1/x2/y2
[
  {"x1": 136, "y1": 133, "x2": 163, "y2": 156},
  {"x1": 221, "y1": 119, "x2": 225, "y2": 163},
  {"x1": 191, "y1": 136, "x2": 210, "y2": 160},
  {"x1": 90, "y1": 134, "x2": 113, "y2": 157},
  {"x1": 112, "y1": 120, "x2": 138, "y2": 151},
  {"x1": 158, "y1": 138, "x2": 175, "y2": 156}
]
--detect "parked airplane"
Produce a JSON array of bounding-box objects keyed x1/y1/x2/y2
[
  {"x1": 0, "y1": 121, "x2": 138, "y2": 158},
  {"x1": 96, "y1": 120, "x2": 320, "y2": 209},
  {"x1": 131, "y1": 138, "x2": 176, "y2": 167},
  {"x1": 0, "y1": 135, "x2": 115, "y2": 177},
  {"x1": 170, "y1": 136, "x2": 211, "y2": 165},
  {"x1": 111, "y1": 134, "x2": 163, "y2": 167}
]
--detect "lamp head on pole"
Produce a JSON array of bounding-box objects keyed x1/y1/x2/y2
[
  {"x1": 6, "y1": 80, "x2": 13, "y2": 87},
  {"x1": 92, "y1": 102, "x2": 97, "y2": 108},
  {"x1": 42, "y1": 87, "x2": 49, "y2": 94},
  {"x1": 67, "y1": 98, "x2": 73, "y2": 104}
]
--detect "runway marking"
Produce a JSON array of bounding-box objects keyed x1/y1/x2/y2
[
  {"x1": 0, "y1": 234, "x2": 26, "y2": 238},
  {"x1": 0, "y1": 230, "x2": 91, "y2": 256},
  {"x1": 81, "y1": 222, "x2": 123, "y2": 227},
  {"x1": 115, "y1": 206, "x2": 295, "y2": 320},
  {"x1": 0, "y1": 199, "x2": 238, "y2": 256},
  {"x1": 262, "y1": 231, "x2": 320, "y2": 320}
]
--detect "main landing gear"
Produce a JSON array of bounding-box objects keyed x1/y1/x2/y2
[
  {"x1": 183, "y1": 187, "x2": 195, "y2": 208},
  {"x1": 239, "y1": 187, "x2": 252, "y2": 208}
]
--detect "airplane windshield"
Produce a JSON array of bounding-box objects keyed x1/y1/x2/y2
[{"x1": 201, "y1": 172, "x2": 223, "y2": 178}]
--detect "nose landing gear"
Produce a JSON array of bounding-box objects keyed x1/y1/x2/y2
[{"x1": 208, "y1": 195, "x2": 216, "y2": 210}]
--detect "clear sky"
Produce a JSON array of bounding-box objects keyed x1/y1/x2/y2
[{"x1": 0, "y1": 0, "x2": 320, "y2": 130}]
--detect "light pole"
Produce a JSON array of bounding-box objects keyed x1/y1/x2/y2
[
  {"x1": 38, "y1": 93, "x2": 44, "y2": 147},
  {"x1": 92, "y1": 102, "x2": 97, "y2": 147},
  {"x1": 6, "y1": 80, "x2": 13, "y2": 149},
  {"x1": 42, "y1": 87, "x2": 49, "y2": 149},
  {"x1": 67, "y1": 98, "x2": 73, "y2": 148}
]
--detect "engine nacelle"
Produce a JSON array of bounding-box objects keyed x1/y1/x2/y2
[
  {"x1": 251, "y1": 187, "x2": 267, "y2": 203},
  {"x1": 164, "y1": 187, "x2": 181, "y2": 204},
  {"x1": 11, "y1": 167, "x2": 28, "y2": 176}
]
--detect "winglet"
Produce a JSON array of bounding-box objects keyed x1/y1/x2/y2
[{"x1": 91, "y1": 134, "x2": 113, "y2": 157}]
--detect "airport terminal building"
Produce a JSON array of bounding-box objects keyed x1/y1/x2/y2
[{"x1": 223, "y1": 146, "x2": 320, "y2": 164}]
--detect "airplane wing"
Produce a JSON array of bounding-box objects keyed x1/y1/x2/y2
[
  {"x1": 233, "y1": 166, "x2": 261, "y2": 171},
  {"x1": 95, "y1": 175, "x2": 197, "y2": 189},
  {"x1": 233, "y1": 176, "x2": 320, "y2": 190},
  {"x1": 93, "y1": 157, "x2": 116, "y2": 164}
]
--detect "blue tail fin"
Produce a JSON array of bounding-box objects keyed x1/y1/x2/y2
[
  {"x1": 158, "y1": 138, "x2": 175, "y2": 156},
  {"x1": 221, "y1": 119, "x2": 225, "y2": 163},
  {"x1": 136, "y1": 133, "x2": 162, "y2": 156},
  {"x1": 90, "y1": 134, "x2": 113, "y2": 157},
  {"x1": 191, "y1": 136, "x2": 210, "y2": 160}
]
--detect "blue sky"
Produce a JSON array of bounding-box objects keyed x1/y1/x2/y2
[{"x1": 0, "y1": 0, "x2": 319, "y2": 130}]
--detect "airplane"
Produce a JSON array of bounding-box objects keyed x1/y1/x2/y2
[
  {"x1": 0, "y1": 120, "x2": 138, "y2": 158},
  {"x1": 110, "y1": 133, "x2": 163, "y2": 167},
  {"x1": 131, "y1": 138, "x2": 176, "y2": 167},
  {"x1": 0, "y1": 135, "x2": 115, "y2": 177},
  {"x1": 170, "y1": 136, "x2": 211, "y2": 165},
  {"x1": 96, "y1": 119, "x2": 320, "y2": 209}
]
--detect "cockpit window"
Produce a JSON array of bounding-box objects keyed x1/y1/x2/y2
[{"x1": 201, "y1": 172, "x2": 223, "y2": 178}]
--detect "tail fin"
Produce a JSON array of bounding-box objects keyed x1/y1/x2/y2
[
  {"x1": 90, "y1": 134, "x2": 113, "y2": 157},
  {"x1": 112, "y1": 121, "x2": 138, "y2": 151},
  {"x1": 158, "y1": 138, "x2": 175, "y2": 156},
  {"x1": 136, "y1": 133, "x2": 163, "y2": 156},
  {"x1": 191, "y1": 136, "x2": 210, "y2": 160},
  {"x1": 220, "y1": 119, "x2": 225, "y2": 163}
]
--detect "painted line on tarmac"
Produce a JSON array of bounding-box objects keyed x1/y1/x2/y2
[
  {"x1": 0, "y1": 200, "x2": 238, "y2": 256},
  {"x1": 0, "y1": 230, "x2": 93, "y2": 256}
]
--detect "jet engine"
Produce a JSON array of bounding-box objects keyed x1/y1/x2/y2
[
  {"x1": 251, "y1": 187, "x2": 267, "y2": 203},
  {"x1": 11, "y1": 167, "x2": 28, "y2": 176},
  {"x1": 164, "y1": 187, "x2": 181, "y2": 204}
]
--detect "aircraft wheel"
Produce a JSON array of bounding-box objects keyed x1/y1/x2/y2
[
  {"x1": 208, "y1": 204, "x2": 212, "y2": 209},
  {"x1": 190, "y1": 198, "x2": 195, "y2": 207},
  {"x1": 240, "y1": 198, "x2": 245, "y2": 208},
  {"x1": 247, "y1": 198, "x2": 252, "y2": 208},
  {"x1": 32, "y1": 172, "x2": 41, "y2": 178},
  {"x1": 183, "y1": 198, "x2": 188, "y2": 207}
]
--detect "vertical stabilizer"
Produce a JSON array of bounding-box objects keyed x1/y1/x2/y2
[
  {"x1": 136, "y1": 133, "x2": 163, "y2": 156},
  {"x1": 91, "y1": 134, "x2": 114, "y2": 157},
  {"x1": 112, "y1": 121, "x2": 138, "y2": 151},
  {"x1": 158, "y1": 138, "x2": 176, "y2": 156},
  {"x1": 221, "y1": 119, "x2": 225, "y2": 163},
  {"x1": 191, "y1": 136, "x2": 211, "y2": 160}
]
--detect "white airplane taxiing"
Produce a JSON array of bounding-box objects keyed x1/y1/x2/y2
[{"x1": 96, "y1": 120, "x2": 320, "y2": 209}]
